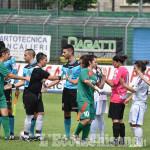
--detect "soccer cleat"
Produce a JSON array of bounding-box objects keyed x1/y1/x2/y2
[
  {"x1": 76, "y1": 140, "x2": 94, "y2": 147},
  {"x1": 9, "y1": 132, "x2": 19, "y2": 140},
  {"x1": 5, "y1": 135, "x2": 19, "y2": 140},
  {"x1": 5, "y1": 136, "x2": 13, "y2": 140},
  {"x1": 21, "y1": 136, "x2": 32, "y2": 142},
  {"x1": 119, "y1": 138, "x2": 125, "y2": 146},
  {"x1": 109, "y1": 138, "x2": 119, "y2": 146},
  {"x1": 33, "y1": 136, "x2": 46, "y2": 141},
  {"x1": 71, "y1": 133, "x2": 80, "y2": 142},
  {"x1": 58, "y1": 135, "x2": 71, "y2": 141}
]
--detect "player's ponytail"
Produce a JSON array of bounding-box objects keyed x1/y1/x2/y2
[
  {"x1": 113, "y1": 55, "x2": 128, "y2": 64},
  {"x1": 134, "y1": 60, "x2": 149, "y2": 72},
  {"x1": 0, "y1": 41, "x2": 5, "y2": 49},
  {"x1": 143, "y1": 61, "x2": 149, "y2": 65}
]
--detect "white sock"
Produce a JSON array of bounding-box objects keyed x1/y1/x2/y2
[
  {"x1": 24, "y1": 115, "x2": 34, "y2": 138},
  {"x1": 134, "y1": 127, "x2": 143, "y2": 146},
  {"x1": 97, "y1": 114, "x2": 105, "y2": 142},
  {"x1": 35, "y1": 115, "x2": 44, "y2": 137},
  {"x1": 90, "y1": 116, "x2": 98, "y2": 142},
  {"x1": 131, "y1": 126, "x2": 135, "y2": 134}
]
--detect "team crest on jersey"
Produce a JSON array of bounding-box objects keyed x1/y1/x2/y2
[
  {"x1": 88, "y1": 71, "x2": 94, "y2": 77},
  {"x1": 137, "y1": 79, "x2": 142, "y2": 86}
]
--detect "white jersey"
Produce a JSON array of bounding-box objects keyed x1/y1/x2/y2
[
  {"x1": 132, "y1": 75, "x2": 149, "y2": 109},
  {"x1": 94, "y1": 89, "x2": 107, "y2": 102}
]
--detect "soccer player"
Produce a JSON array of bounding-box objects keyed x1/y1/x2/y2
[
  {"x1": 20, "y1": 52, "x2": 60, "y2": 141},
  {"x1": 105, "y1": 55, "x2": 129, "y2": 146},
  {"x1": 73, "y1": 55, "x2": 107, "y2": 145},
  {"x1": 0, "y1": 41, "x2": 20, "y2": 139},
  {"x1": 120, "y1": 60, "x2": 149, "y2": 147},
  {"x1": 46, "y1": 44, "x2": 82, "y2": 141},
  {"x1": 0, "y1": 47, "x2": 29, "y2": 140},
  {"x1": 65, "y1": 54, "x2": 88, "y2": 85},
  {"x1": 90, "y1": 69, "x2": 108, "y2": 143},
  {"x1": 5, "y1": 49, "x2": 40, "y2": 138}
]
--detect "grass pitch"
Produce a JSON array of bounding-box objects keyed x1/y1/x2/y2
[{"x1": 0, "y1": 92, "x2": 150, "y2": 150}]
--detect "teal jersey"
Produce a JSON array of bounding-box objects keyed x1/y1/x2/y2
[
  {"x1": 61, "y1": 59, "x2": 81, "y2": 89},
  {"x1": 23, "y1": 60, "x2": 37, "y2": 88},
  {"x1": 77, "y1": 68, "x2": 98, "y2": 104},
  {"x1": 0, "y1": 61, "x2": 10, "y2": 100},
  {"x1": 4, "y1": 56, "x2": 18, "y2": 83}
]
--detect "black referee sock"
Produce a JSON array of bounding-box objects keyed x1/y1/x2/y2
[{"x1": 113, "y1": 122, "x2": 120, "y2": 139}]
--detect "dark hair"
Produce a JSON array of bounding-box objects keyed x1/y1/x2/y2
[
  {"x1": 25, "y1": 49, "x2": 36, "y2": 58},
  {"x1": 0, "y1": 41, "x2": 5, "y2": 49},
  {"x1": 84, "y1": 55, "x2": 97, "y2": 68},
  {"x1": 80, "y1": 54, "x2": 88, "y2": 66},
  {"x1": 134, "y1": 60, "x2": 149, "y2": 72},
  {"x1": 0, "y1": 47, "x2": 10, "y2": 57},
  {"x1": 36, "y1": 52, "x2": 47, "y2": 63},
  {"x1": 62, "y1": 44, "x2": 74, "y2": 55},
  {"x1": 113, "y1": 55, "x2": 128, "y2": 64}
]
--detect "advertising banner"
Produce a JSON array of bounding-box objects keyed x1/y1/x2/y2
[
  {"x1": 16, "y1": 64, "x2": 150, "y2": 93},
  {"x1": 0, "y1": 34, "x2": 51, "y2": 61},
  {"x1": 61, "y1": 36, "x2": 123, "y2": 59}
]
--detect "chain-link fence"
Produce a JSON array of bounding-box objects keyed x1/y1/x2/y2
[{"x1": 0, "y1": 0, "x2": 150, "y2": 65}]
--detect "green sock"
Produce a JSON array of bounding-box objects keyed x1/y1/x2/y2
[
  {"x1": 82, "y1": 123, "x2": 91, "y2": 141},
  {"x1": 75, "y1": 122, "x2": 84, "y2": 135},
  {"x1": 2, "y1": 116, "x2": 10, "y2": 138}
]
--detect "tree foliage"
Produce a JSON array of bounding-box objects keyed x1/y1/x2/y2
[
  {"x1": 44, "y1": 0, "x2": 98, "y2": 10},
  {"x1": 127, "y1": 0, "x2": 150, "y2": 4}
]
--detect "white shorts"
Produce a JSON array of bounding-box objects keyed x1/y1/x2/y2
[
  {"x1": 128, "y1": 104, "x2": 146, "y2": 125},
  {"x1": 95, "y1": 100, "x2": 108, "y2": 115}
]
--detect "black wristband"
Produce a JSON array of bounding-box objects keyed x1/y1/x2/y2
[
  {"x1": 58, "y1": 76, "x2": 61, "y2": 80},
  {"x1": 12, "y1": 84, "x2": 15, "y2": 88}
]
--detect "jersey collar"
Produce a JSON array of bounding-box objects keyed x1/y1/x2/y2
[
  {"x1": 68, "y1": 59, "x2": 77, "y2": 65},
  {"x1": 29, "y1": 60, "x2": 37, "y2": 66}
]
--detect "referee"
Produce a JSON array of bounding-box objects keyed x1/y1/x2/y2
[{"x1": 46, "y1": 44, "x2": 82, "y2": 141}]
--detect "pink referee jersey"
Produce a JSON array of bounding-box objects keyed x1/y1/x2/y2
[{"x1": 110, "y1": 66, "x2": 129, "y2": 104}]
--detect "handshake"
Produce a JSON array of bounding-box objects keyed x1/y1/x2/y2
[{"x1": 96, "y1": 67, "x2": 107, "y2": 78}]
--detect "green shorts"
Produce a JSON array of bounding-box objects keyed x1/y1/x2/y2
[
  {"x1": 77, "y1": 101, "x2": 95, "y2": 120},
  {"x1": 0, "y1": 95, "x2": 8, "y2": 109}
]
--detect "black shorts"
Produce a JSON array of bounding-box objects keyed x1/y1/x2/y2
[
  {"x1": 4, "y1": 82, "x2": 12, "y2": 105},
  {"x1": 108, "y1": 102, "x2": 125, "y2": 120},
  {"x1": 62, "y1": 88, "x2": 78, "y2": 112},
  {"x1": 23, "y1": 89, "x2": 44, "y2": 115}
]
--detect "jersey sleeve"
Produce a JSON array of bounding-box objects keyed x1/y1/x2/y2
[
  {"x1": 11, "y1": 57, "x2": 18, "y2": 83},
  {"x1": 75, "y1": 66, "x2": 82, "y2": 78},
  {"x1": 111, "y1": 69, "x2": 122, "y2": 85},
  {"x1": 80, "y1": 69, "x2": 89, "y2": 82},
  {"x1": 0, "y1": 63, "x2": 10, "y2": 77},
  {"x1": 133, "y1": 78, "x2": 144, "y2": 93},
  {"x1": 41, "y1": 69, "x2": 50, "y2": 79}
]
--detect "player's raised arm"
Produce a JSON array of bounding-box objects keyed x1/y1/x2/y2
[
  {"x1": 120, "y1": 78, "x2": 136, "y2": 93},
  {"x1": 137, "y1": 69, "x2": 150, "y2": 86}
]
